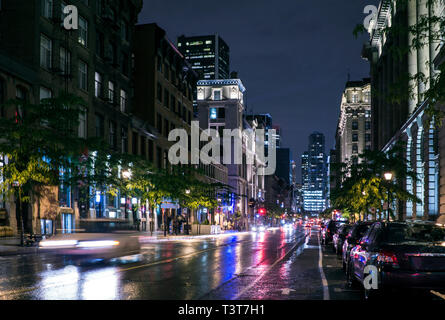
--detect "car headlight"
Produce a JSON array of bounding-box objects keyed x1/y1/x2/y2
[
  {"x1": 77, "y1": 240, "x2": 120, "y2": 248},
  {"x1": 259, "y1": 226, "x2": 266, "y2": 232},
  {"x1": 252, "y1": 227, "x2": 257, "y2": 231},
  {"x1": 40, "y1": 240, "x2": 78, "y2": 248}
]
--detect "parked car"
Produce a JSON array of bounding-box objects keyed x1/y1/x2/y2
[
  {"x1": 347, "y1": 221, "x2": 445, "y2": 299},
  {"x1": 342, "y1": 221, "x2": 374, "y2": 270},
  {"x1": 321, "y1": 220, "x2": 345, "y2": 245},
  {"x1": 332, "y1": 224, "x2": 352, "y2": 255}
]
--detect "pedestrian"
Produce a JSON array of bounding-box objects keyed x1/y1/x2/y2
[{"x1": 223, "y1": 220, "x2": 228, "y2": 231}]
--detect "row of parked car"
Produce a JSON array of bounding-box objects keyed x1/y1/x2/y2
[{"x1": 321, "y1": 219, "x2": 445, "y2": 299}]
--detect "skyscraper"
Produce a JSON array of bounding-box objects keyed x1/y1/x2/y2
[
  {"x1": 301, "y1": 132, "x2": 328, "y2": 213},
  {"x1": 335, "y1": 78, "x2": 371, "y2": 166},
  {"x1": 177, "y1": 34, "x2": 230, "y2": 80}
]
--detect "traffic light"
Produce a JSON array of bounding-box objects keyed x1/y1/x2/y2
[{"x1": 258, "y1": 208, "x2": 266, "y2": 216}]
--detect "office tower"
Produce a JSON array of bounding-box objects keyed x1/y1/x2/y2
[{"x1": 177, "y1": 34, "x2": 230, "y2": 80}]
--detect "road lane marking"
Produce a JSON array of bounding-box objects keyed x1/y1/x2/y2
[
  {"x1": 318, "y1": 233, "x2": 330, "y2": 300},
  {"x1": 232, "y1": 235, "x2": 306, "y2": 300}
]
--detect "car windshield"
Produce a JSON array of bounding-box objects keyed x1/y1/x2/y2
[{"x1": 384, "y1": 224, "x2": 445, "y2": 243}]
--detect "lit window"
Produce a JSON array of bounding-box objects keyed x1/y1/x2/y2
[
  {"x1": 78, "y1": 16, "x2": 88, "y2": 47},
  {"x1": 94, "y1": 72, "x2": 102, "y2": 97},
  {"x1": 40, "y1": 34, "x2": 52, "y2": 69},
  {"x1": 40, "y1": 86, "x2": 52, "y2": 101},
  {"x1": 210, "y1": 108, "x2": 217, "y2": 119}
]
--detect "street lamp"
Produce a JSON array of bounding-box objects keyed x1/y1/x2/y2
[
  {"x1": 122, "y1": 169, "x2": 132, "y2": 221},
  {"x1": 384, "y1": 172, "x2": 393, "y2": 221},
  {"x1": 185, "y1": 189, "x2": 191, "y2": 234}
]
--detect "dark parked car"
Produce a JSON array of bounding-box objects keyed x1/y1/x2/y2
[
  {"x1": 347, "y1": 221, "x2": 445, "y2": 299},
  {"x1": 342, "y1": 221, "x2": 373, "y2": 270},
  {"x1": 321, "y1": 220, "x2": 345, "y2": 245},
  {"x1": 332, "y1": 224, "x2": 352, "y2": 255}
]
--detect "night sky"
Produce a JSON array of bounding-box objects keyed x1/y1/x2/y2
[{"x1": 139, "y1": 0, "x2": 379, "y2": 181}]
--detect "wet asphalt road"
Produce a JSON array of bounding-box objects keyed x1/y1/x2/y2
[{"x1": 0, "y1": 225, "x2": 367, "y2": 300}]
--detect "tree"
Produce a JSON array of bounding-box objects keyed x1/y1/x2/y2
[
  {"x1": 0, "y1": 94, "x2": 87, "y2": 245},
  {"x1": 331, "y1": 142, "x2": 421, "y2": 221}
]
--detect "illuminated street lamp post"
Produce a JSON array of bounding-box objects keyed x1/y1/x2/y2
[
  {"x1": 122, "y1": 169, "x2": 132, "y2": 221},
  {"x1": 185, "y1": 189, "x2": 191, "y2": 235},
  {"x1": 384, "y1": 172, "x2": 393, "y2": 221}
]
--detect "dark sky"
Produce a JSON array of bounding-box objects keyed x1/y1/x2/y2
[{"x1": 139, "y1": 0, "x2": 379, "y2": 181}]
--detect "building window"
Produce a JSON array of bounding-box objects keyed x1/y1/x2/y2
[
  {"x1": 352, "y1": 144, "x2": 358, "y2": 154},
  {"x1": 157, "y1": 83, "x2": 162, "y2": 102},
  {"x1": 95, "y1": 72, "x2": 102, "y2": 97},
  {"x1": 352, "y1": 121, "x2": 358, "y2": 130},
  {"x1": 108, "y1": 81, "x2": 115, "y2": 103},
  {"x1": 132, "y1": 132, "x2": 138, "y2": 155},
  {"x1": 109, "y1": 121, "x2": 117, "y2": 149},
  {"x1": 352, "y1": 133, "x2": 358, "y2": 142},
  {"x1": 39, "y1": 86, "x2": 52, "y2": 101},
  {"x1": 60, "y1": 47, "x2": 71, "y2": 75},
  {"x1": 121, "y1": 52, "x2": 129, "y2": 76},
  {"x1": 157, "y1": 113, "x2": 162, "y2": 133},
  {"x1": 120, "y1": 89, "x2": 127, "y2": 113},
  {"x1": 157, "y1": 147, "x2": 162, "y2": 168},
  {"x1": 78, "y1": 16, "x2": 88, "y2": 47},
  {"x1": 121, "y1": 20, "x2": 129, "y2": 42},
  {"x1": 78, "y1": 60, "x2": 88, "y2": 91},
  {"x1": 214, "y1": 90, "x2": 221, "y2": 101},
  {"x1": 141, "y1": 137, "x2": 146, "y2": 159},
  {"x1": 365, "y1": 121, "x2": 371, "y2": 130},
  {"x1": 40, "y1": 34, "x2": 52, "y2": 69},
  {"x1": 78, "y1": 110, "x2": 86, "y2": 138},
  {"x1": 170, "y1": 95, "x2": 176, "y2": 112},
  {"x1": 351, "y1": 93, "x2": 359, "y2": 103},
  {"x1": 96, "y1": 31, "x2": 104, "y2": 58},
  {"x1": 121, "y1": 126, "x2": 128, "y2": 153},
  {"x1": 164, "y1": 89, "x2": 169, "y2": 108},
  {"x1": 164, "y1": 119, "x2": 169, "y2": 137},
  {"x1": 95, "y1": 114, "x2": 104, "y2": 138},
  {"x1": 365, "y1": 133, "x2": 371, "y2": 142},
  {"x1": 41, "y1": 0, "x2": 53, "y2": 18}
]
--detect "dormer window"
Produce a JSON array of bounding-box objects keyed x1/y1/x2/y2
[{"x1": 214, "y1": 90, "x2": 221, "y2": 101}]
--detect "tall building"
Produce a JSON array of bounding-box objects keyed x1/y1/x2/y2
[
  {"x1": 335, "y1": 79, "x2": 372, "y2": 165},
  {"x1": 276, "y1": 148, "x2": 292, "y2": 185},
  {"x1": 177, "y1": 34, "x2": 230, "y2": 80},
  {"x1": 0, "y1": 0, "x2": 145, "y2": 234},
  {"x1": 301, "y1": 132, "x2": 327, "y2": 213},
  {"x1": 363, "y1": 0, "x2": 443, "y2": 221},
  {"x1": 134, "y1": 23, "x2": 228, "y2": 229},
  {"x1": 196, "y1": 79, "x2": 265, "y2": 227}
]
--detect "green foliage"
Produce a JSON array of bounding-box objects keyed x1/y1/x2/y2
[{"x1": 331, "y1": 142, "x2": 421, "y2": 221}]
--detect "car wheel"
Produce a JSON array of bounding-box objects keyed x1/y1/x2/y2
[{"x1": 346, "y1": 262, "x2": 358, "y2": 288}]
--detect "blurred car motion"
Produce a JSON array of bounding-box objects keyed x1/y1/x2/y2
[{"x1": 39, "y1": 219, "x2": 141, "y2": 260}]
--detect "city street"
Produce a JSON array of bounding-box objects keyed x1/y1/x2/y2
[{"x1": 0, "y1": 225, "x2": 365, "y2": 300}]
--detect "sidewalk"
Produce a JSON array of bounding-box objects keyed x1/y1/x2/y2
[{"x1": 0, "y1": 238, "x2": 39, "y2": 256}]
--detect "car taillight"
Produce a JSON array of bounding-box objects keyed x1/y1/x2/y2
[{"x1": 377, "y1": 251, "x2": 399, "y2": 267}]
